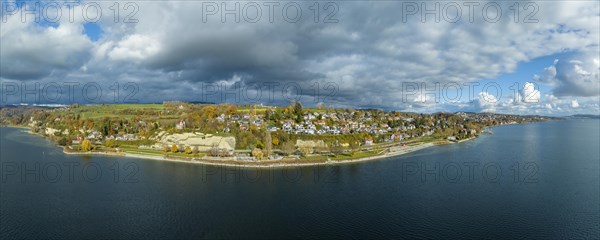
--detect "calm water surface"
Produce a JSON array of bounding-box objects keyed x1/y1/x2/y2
[{"x1": 1, "y1": 119, "x2": 599, "y2": 239}]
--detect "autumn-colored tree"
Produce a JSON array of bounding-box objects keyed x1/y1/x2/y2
[
  {"x1": 185, "y1": 146, "x2": 193, "y2": 154},
  {"x1": 299, "y1": 147, "x2": 312, "y2": 156},
  {"x1": 81, "y1": 139, "x2": 92, "y2": 152},
  {"x1": 272, "y1": 136, "x2": 280, "y2": 146},
  {"x1": 252, "y1": 148, "x2": 264, "y2": 160},
  {"x1": 104, "y1": 139, "x2": 118, "y2": 148},
  {"x1": 256, "y1": 140, "x2": 264, "y2": 149},
  {"x1": 226, "y1": 105, "x2": 237, "y2": 116},
  {"x1": 203, "y1": 105, "x2": 217, "y2": 119},
  {"x1": 171, "y1": 144, "x2": 179, "y2": 153}
]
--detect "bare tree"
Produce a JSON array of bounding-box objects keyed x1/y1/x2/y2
[{"x1": 210, "y1": 143, "x2": 220, "y2": 157}]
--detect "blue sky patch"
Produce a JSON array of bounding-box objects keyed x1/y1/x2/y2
[{"x1": 83, "y1": 22, "x2": 102, "y2": 41}]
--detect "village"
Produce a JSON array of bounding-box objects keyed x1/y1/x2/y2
[{"x1": 0, "y1": 103, "x2": 550, "y2": 163}]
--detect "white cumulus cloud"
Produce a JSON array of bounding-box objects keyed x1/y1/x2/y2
[
  {"x1": 571, "y1": 99, "x2": 580, "y2": 108},
  {"x1": 521, "y1": 82, "x2": 541, "y2": 103},
  {"x1": 108, "y1": 34, "x2": 161, "y2": 61}
]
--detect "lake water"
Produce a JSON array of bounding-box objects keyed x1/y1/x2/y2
[{"x1": 1, "y1": 119, "x2": 599, "y2": 239}]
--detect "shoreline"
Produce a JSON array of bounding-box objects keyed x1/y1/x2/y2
[
  {"x1": 5, "y1": 125, "x2": 477, "y2": 168},
  {"x1": 61, "y1": 138, "x2": 477, "y2": 168},
  {"x1": 63, "y1": 142, "x2": 442, "y2": 168}
]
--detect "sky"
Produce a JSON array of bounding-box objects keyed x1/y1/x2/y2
[{"x1": 0, "y1": 0, "x2": 599, "y2": 116}]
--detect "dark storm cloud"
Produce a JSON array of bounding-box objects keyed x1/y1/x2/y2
[{"x1": 1, "y1": 1, "x2": 599, "y2": 115}]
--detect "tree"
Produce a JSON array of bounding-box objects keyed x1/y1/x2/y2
[
  {"x1": 252, "y1": 148, "x2": 264, "y2": 160},
  {"x1": 281, "y1": 140, "x2": 296, "y2": 155},
  {"x1": 294, "y1": 102, "x2": 303, "y2": 123},
  {"x1": 348, "y1": 140, "x2": 359, "y2": 153},
  {"x1": 185, "y1": 146, "x2": 193, "y2": 154},
  {"x1": 58, "y1": 137, "x2": 69, "y2": 146},
  {"x1": 256, "y1": 140, "x2": 264, "y2": 149},
  {"x1": 81, "y1": 139, "x2": 92, "y2": 152},
  {"x1": 294, "y1": 102, "x2": 303, "y2": 114},
  {"x1": 210, "y1": 143, "x2": 220, "y2": 157},
  {"x1": 264, "y1": 131, "x2": 272, "y2": 157},
  {"x1": 329, "y1": 141, "x2": 343, "y2": 155},
  {"x1": 203, "y1": 105, "x2": 217, "y2": 119},
  {"x1": 272, "y1": 136, "x2": 280, "y2": 146},
  {"x1": 171, "y1": 144, "x2": 178, "y2": 153},
  {"x1": 226, "y1": 105, "x2": 237, "y2": 116},
  {"x1": 104, "y1": 139, "x2": 118, "y2": 148},
  {"x1": 192, "y1": 146, "x2": 199, "y2": 154},
  {"x1": 299, "y1": 147, "x2": 312, "y2": 156}
]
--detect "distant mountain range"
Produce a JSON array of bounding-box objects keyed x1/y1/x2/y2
[{"x1": 566, "y1": 114, "x2": 600, "y2": 119}]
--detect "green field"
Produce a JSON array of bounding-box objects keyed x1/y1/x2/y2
[
  {"x1": 299, "y1": 150, "x2": 382, "y2": 161},
  {"x1": 329, "y1": 150, "x2": 381, "y2": 161},
  {"x1": 70, "y1": 104, "x2": 166, "y2": 119}
]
